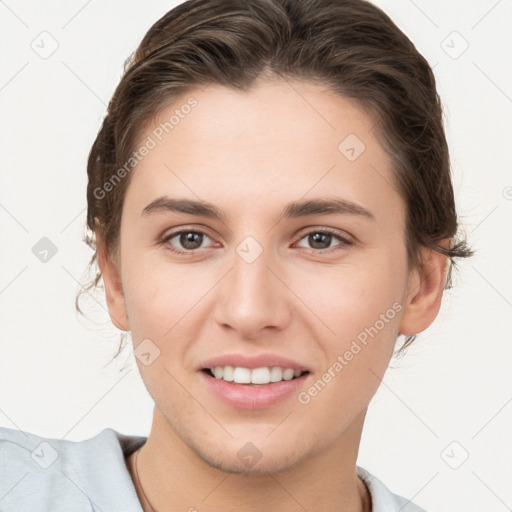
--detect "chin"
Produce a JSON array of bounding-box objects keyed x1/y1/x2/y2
[
  {"x1": 193, "y1": 442, "x2": 310, "y2": 475},
  {"x1": 169, "y1": 418, "x2": 314, "y2": 475},
  {"x1": 154, "y1": 394, "x2": 345, "y2": 476}
]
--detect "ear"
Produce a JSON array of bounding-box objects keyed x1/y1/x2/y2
[
  {"x1": 95, "y1": 228, "x2": 130, "y2": 331},
  {"x1": 399, "y1": 241, "x2": 450, "y2": 336}
]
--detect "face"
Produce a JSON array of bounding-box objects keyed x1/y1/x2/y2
[{"x1": 99, "y1": 78, "x2": 443, "y2": 474}]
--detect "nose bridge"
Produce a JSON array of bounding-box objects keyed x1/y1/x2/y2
[{"x1": 214, "y1": 236, "x2": 290, "y2": 336}]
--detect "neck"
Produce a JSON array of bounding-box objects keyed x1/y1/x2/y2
[{"x1": 127, "y1": 407, "x2": 370, "y2": 512}]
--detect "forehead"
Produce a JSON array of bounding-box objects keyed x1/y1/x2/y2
[
  {"x1": 139, "y1": 79, "x2": 377, "y2": 157},
  {"x1": 124, "y1": 79, "x2": 402, "y2": 220}
]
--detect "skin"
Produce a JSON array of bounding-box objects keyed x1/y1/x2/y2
[{"x1": 96, "y1": 78, "x2": 448, "y2": 512}]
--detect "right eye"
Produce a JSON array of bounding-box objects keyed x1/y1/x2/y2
[{"x1": 161, "y1": 230, "x2": 216, "y2": 254}]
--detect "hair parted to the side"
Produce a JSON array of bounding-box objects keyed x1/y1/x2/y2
[{"x1": 77, "y1": 0, "x2": 473, "y2": 364}]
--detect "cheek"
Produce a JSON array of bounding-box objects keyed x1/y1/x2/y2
[
  {"x1": 124, "y1": 282, "x2": 188, "y2": 342},
  {"x1": 293, "y1": 256, "x2": 407, "y2": 412},
  {"x1": 294, "y1": 255, "x2": 406, "y2": 346},
  {"x1": 297, "y1": 294, "x2": 402, "y2": 422},
  {"x1": 120, "y1": 252, "x2": 222, "y2": 353},
  {"x1": 120, "y1": 252, "x2": 184, "y2": 338}
]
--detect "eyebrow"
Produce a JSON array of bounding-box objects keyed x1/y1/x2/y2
[{"x1": 141, "y1": 196, "x2": 375, "y2": 221}]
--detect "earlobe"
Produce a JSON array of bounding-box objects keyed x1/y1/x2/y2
[
  {"x1": 94, "y1": 229, "x2": 130, "y2": 332},
  {"x1": 398, "y1": 242, "x2": 450, "y2": 336}
]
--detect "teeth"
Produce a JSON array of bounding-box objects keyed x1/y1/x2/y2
[
  {"x1": 232, "y1": 367, "x2": 251, "y2": 384},
  {"x1": 270, "y1": 367, "x2": 283, "y2": 382},
  {"x1": 251, "y1": 367, "x2": 270, "y2": 384},
  {"x1": 211, "y1": 366, "x2": 304, "y2": 384},
  {"x1": 222, "y1": 366, "x2": 233, "y2": 381},
  {"x1": 282, "y1": 368, "x2": 294, "y2": 380},
  {"x1": 213, "y1": 366, "x2": 224, "y2": 379}
]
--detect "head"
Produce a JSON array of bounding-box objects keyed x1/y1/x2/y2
[{"x1": 79, "y1": 0, "x2": 472, "y2": 473}]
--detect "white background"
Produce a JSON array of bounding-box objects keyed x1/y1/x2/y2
[{"x1": 0, "y1": 1, "x2": 511, "y2": 510}]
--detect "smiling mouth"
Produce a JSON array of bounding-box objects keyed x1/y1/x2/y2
[{"x1": 202, "y1": 366, "x2": 310, "y2": 385}]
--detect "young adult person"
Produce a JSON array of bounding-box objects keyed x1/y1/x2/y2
[{"x1": 0, "y1": 1, "x2": 472, "y2": 510}]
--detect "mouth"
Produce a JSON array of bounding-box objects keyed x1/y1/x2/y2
[
  {"x1": 198, "y1": 353, "x2": 311, "y2": 409},
  {"x1": 201, "y1": 366, "x2": 310, "y2": 385},
  {"x1": 199, "y1": 362, "x2": 311, "y2": 410}
]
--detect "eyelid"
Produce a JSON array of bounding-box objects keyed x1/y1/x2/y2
[
  {"x1": 293, "y1": 225, "x2": 354, "y2": 244},
  {"x1": 161, "y1": 224, "x2": 216, "y2": 240}
]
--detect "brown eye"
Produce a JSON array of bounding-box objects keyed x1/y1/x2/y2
[
  {"x1": 295, "y1": 230, "x2": 351, "y2": 252},
  {"x1": 163, "y1": 230, "x2": 212, "y2": 253},
  {"x1": 308, "y1": 233, "x2": 333, "y2": 250}
]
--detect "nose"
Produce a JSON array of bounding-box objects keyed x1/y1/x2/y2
[{"x1": 213, "y1": 242, "x2": 292, "y2": 339}]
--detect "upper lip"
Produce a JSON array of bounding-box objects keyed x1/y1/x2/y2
[{"x1": 200, "y1": 353, "x2": 309, "y2": 372}]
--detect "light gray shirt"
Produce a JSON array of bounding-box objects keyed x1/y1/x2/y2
[{"x1": 0, "y1": 426, "x2": 427, "y2": 511}]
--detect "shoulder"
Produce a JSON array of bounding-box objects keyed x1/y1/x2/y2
[
  {"x1": 357, "y1": 466, "x2": 429, "y2": 512},
  {"x1": 0, "y1": 425, "x2": 146, "y2": 512}
]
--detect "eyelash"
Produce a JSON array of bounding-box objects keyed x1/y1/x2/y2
[{"x1": 160, "y1": 228, "x2": 352, "y2": 255}]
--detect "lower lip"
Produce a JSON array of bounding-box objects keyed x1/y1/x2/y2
[{"x1": 199, "y1": 371, "x2": 309, "y2": 410}]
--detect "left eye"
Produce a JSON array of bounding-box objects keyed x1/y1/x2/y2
[{"x1": 295, "y1": 231, "x2": 349, "y2": 251}]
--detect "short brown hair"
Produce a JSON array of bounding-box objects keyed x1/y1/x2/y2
[{"x1": 79, "y1": 0, "x2": 473, "y2": 359}]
